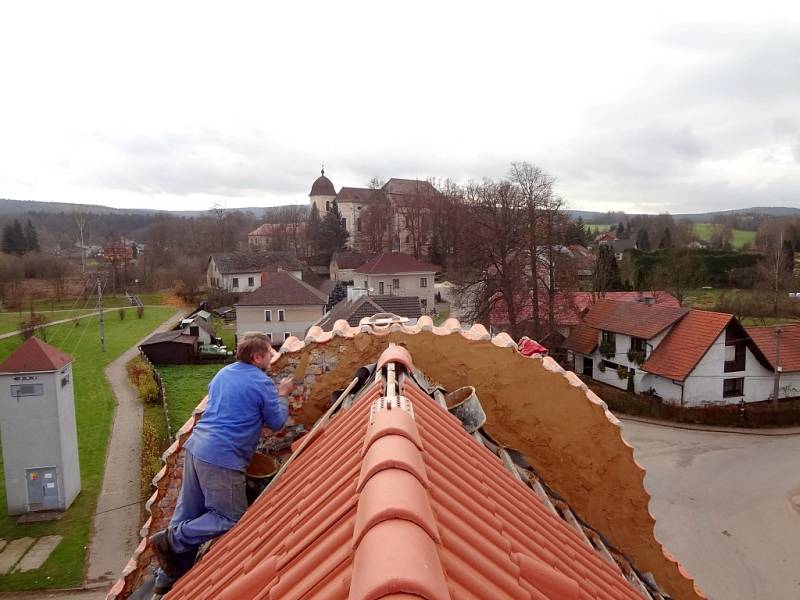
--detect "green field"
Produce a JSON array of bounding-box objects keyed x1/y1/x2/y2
[
  {"x1": 692, "y1": 223, "x2": 756, "y2": 249},
  {"x1": 158, "y1": 363, "x2": 228, "y2": 431},
  {"x1": 0, "y1": 307, "x2": 175, "y2": 591}
]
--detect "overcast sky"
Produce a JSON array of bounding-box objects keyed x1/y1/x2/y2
[{"x1": 1, "y1": 1, "x2": 798, "y2": 214}]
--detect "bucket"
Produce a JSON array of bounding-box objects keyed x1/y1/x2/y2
[
  {"x1": 445, "y1": 386, "x2": 487, "y2": 433},
  {"x1": 245, "y1": 452, "x2": 277, "y2": 505}
]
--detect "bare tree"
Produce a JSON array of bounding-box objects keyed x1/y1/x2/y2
[{"x1": 73, "y1": 208, "x2": 88, "y2": 273}]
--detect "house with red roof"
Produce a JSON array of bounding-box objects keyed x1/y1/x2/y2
[
  {"x1": 746, "y1": 324, "x2": 800, "y2": 399},
  {"x1": 354, "y1": 252, "x2": 438, "y2": 313},
  {"x1": 108, "y1": 322, "x2": 705, "y2": 600},
  {"x1": 564, "y1": 299, "x2": 776, "y2": 405}
]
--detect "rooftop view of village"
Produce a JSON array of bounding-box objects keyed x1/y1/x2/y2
[{"x1": 0, "y1": 3, "x2": 797, "y2": 600}]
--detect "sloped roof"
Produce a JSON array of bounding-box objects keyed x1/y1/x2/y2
[
  {"x1": 0, "y1": 336, "x2": 72, "y2": 373},
  {"x1": 381, "y1": 177, "x2": 438, "y2": 197},
  {"x1": 746, "y1": 324, "x2": 800, "y2": 373},
  {"x1": 563, "y1": 323, "x2": 600, "y2": 354},
  {"x1": 235, "y1": 271, "x2": 328, "y2": 307},
  {"x1": 582, "y1": 299, "x2": 689, "y2": 339},
  {"x1": 316, "y1": 295, "x2": 422, "y2": 329},
  {"x1": 310, "y1": 170, "x2": 336, "y2": 196},
  {"x1": 642, "y1": 310, "x2": 734, "y2": 382},
  {"x1": 165, "y1": 350, "x2": 644, "y2": 600},
  {"x1": 355, "y1": 252, "x2": 437, "y2": 274},
  {"x1": 209, "y1": 251, "x2": 305, "y2": 274},
  {"x1": 335, "y1": 187, "x2": 385, "y2": 204},
  {"x1": 332, "y1": 251, "x2": 379, "y2": 270},
  {"x1": 140, "y1": 331, "x2": 198, "y2": 346},
  {"x1": 248, "y1": 223, "x2": 306, "y2": 237},
  {"x1": 490, "y1": 291, "x2": 680, "y2": 328},
  {"x1": 179, "y1": 316, "x2": 215, "y2": 337}
]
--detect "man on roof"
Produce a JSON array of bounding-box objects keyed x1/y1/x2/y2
[{"x1": 150, "y1": 331, "x2": 292, "y2": 593}]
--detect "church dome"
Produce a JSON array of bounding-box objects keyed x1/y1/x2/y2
[{"x1": 309, "y1": 168, "x2": 336, "y2": 196}]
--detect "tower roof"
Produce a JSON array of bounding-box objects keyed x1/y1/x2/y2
[
  {"x1": 309, "y1": 167, "x2": 336, "y2": 196},
  {"x1": 0, "y1": 336, "x2": 72, "y2": 373}
]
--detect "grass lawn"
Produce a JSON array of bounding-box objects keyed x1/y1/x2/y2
[
  {"x1": 0, "y1": 309, "x2": 100, "y2": 336},
  {"x1": 211, "y1": 317, "x2": 236, "y2": 349},
  {"x1": 692, "y1": 223, "x2": 756, "y2": 249},
  {"x1": 157, "y1": 363, "x2": 228, "y2": 431},
  {"x1": 682, "y1": 288, "x2": 728, "y2": 310},
  {"x1": 586, "y1": 222, "x2": 612, "y2": 232},
  {"x1": 21, "y1": 293, "x2": 166, "y2": 313},
  {"x1": 0, "y1": 306, "x2": 175, "y2": 591}
]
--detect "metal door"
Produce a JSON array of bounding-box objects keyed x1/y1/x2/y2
[{"x1": 26, "y1": 467, "x2": 59, "y2": 511}]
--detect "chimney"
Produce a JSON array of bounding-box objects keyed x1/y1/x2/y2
[{"x1": 347, "y1": 286, "x2": 368, "y2": 302}]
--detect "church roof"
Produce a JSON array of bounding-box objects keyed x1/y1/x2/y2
[
  {"x1": 0, "y1": 336, "x2": 72, "y2": 373},
  {"x1": 310, "y1": 168, "x2": 336, "y2": 197}
]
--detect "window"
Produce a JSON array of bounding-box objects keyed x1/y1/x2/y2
[
  {"x1": 342, "y1": 218, "x2": 347, "y2": 229},
  {"x1": 265, "y1": 310, "x2": 272, "y2": 322},
  {"x1": 10, "y1": 383, "x2": 43, "y2": 398},
  {"x1": 420, "y1": 277, "x2": 428, "y2": 288},
  {"x1": 601, "y1": 331, "x2": 615, "y2": 344},
  {"x1": 357, "y1": 218, "x2": 362, "y2": 232},
  {"x1": 392, "y1": 278, "x2": 400, "y2": 289},
  {"x1": 326, "y1": 201, "x2": 331, "y2": 211},
  {"x1": 379, "y1": 282, "x2": 385, "y2": 294},
  {"x1": 284, "y1": 332, "x2": 292, "y2": 341},
  {"x1": 723, "y1": 377, "x2": 744, "y2": 398},
  {"x1": 248, "y1": 276, "x2": 254, "y2": 287},
  {"x1": 724, "y1": 328, "x2": 746, "y2": 372},
  {"x1": 582, "y1": 357, "x2": 593, "y2": 376},
  {"x1": 278, "y1": 309, "x2": 285, "y2": 322},
  {"x1": 266, "y1": 332, "x2": 273, "y2": 342},
  {"x1": 232, "y1": 277, "x2": 239, "y2": 289},
  {"x1": 630, "y1": 337, "x2": 646, "y2": 352}
]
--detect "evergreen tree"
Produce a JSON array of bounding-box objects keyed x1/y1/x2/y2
[
  {"x1": 782, "y1": 239, "x2": 795, "y2": 274},
  {"x1": 2, "y1": 220, "x2": 27, "y2": 255},
  {"x1": 616, "y1": 222, "x2": 625, "y2": 238},
  {"x1": 574, "y1": 216, "x2": 588, "y2": 245},
  {"x1": 636, "y1": 228, "x2": 651, "y2": 252},
  {"x1": 659, "y1": 227, "x2": 672, "y2": 249},
  {"x1": 593, "y1": 244, "x2": 623, "y2": 292},
  {"x1": 320, "y1": 200, "x2": 349, "y2": 254},
  {"x1": 306, "y1": 204, "x2": 322, "y2": 255},
  {"x1": 24, "y1": 220, "x2": 39, "y2": 253}
]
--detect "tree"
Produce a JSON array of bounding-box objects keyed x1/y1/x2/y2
[
  {"x1": 757, "y1": 236, "x2": 796, "y2": 317},
  {"x1": 593, "y1": 245, "x2": 622, "y2": 293},
  {"x1": 636, "y1": 228, "x2": 650, "y2": 252},
  {"x1": 564, "y1": 216, "x2": 588, "y2": 246},
  {"x1": 24, "y1": 220, "x2": 39, "y2": 253},
  {"x1": 659, "y1": 227, "x2": 672, "y2": 249},
  {"x1": 616, "y1": 222, "x2": 625, "y2": 238},
  {"x1": 429, "y1": 179, "x2": 465, "y2": 268},
  {"x1": 306, "y1": 204, "x2": 322, "y2": 256},
  {"x1": 2, "y1": 220, "x2": 27, "y2": 255},
  {"x1": 708, "y1": 222, "x2": 733, "y2": 249},
  {"x1": 654, "y1": 249, "x2": 703, "y2": 306},
  {"x1": 319, "y1": 200, "x2": 349, "y2": 255}
]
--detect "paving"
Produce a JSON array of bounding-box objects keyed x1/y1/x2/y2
[
  {"x1": 621, "y1": 418, "x2": 800, "y2": 600},
  {"x1": 85, "y1": 309, "x2": 186, "y2": 588},
  {"x1": 0, "y1": 537, "x2": 36, "y2": 575},
  {"x1": 14, "y1": 536, "x2": 63, "y2": 573}
]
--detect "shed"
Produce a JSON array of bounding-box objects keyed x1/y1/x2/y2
[
  {"x1": 139, "y1": 331, "x2": 198, "y2": 365},
  {"x1": 0, "y1": 337, "x2": 81, "y2": 515}
]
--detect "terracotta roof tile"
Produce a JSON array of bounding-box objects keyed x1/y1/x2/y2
[
  {"x1": 642, "y1": 309, "x2": 734, "y2": 382},
  {"x1": 746, "y1": 324, "x2": 800, "y2": 373},
  {"x1": 166, "y1": 354, "x2": 644, "y2": 600},
  {"x1": 209, "y1": 251, "x2": 305, "y2": 274},
  {"x1": 335, "y1": 187, "x2": 385, "y2": 204},
  {"x1": 563, "y1": 323, "x2": 599, "y2": 354},
  {"x1": 333, "y1": 251, "x2": 380, "y2": 270},
  {"x1": 248, "y1": 222, "x2": 306, "y2": 237},
  {"x1": 0, "y1": 336, "x2": 72, "y2": 373},
  {"x1": 310, "y1": 171, "x2": 336, "y2": 196},
  {"x1": 355, "y1": 252, "x2": 438, "y2": 275},
  {"x1": 235, "y1": 271, "x2": 328, "y2": 307},
  {"x1": 582, "y1": 298, "x2": 688, "y2": 339}
]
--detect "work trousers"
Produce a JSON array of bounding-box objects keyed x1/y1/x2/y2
[{"x1": 169, "y1": 449, "x2": 247, "y2": 553}]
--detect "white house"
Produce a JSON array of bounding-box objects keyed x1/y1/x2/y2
[
  {"x1": 564, "y1": 299, "x2": 775, "y2": 406},
  {"x1": 353, "y1": 252, "x2": 437, "y2": 313},
  {"x1": 207, "y1": 252, "x2": 304, "y2": 293},
  {"x1": 234, "y1": 271, "x2": 328, "y2": 346}
]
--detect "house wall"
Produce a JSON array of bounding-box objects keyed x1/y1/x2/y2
[
  {"x1": 355, "y1": 272, "x2": 436, "y2": 313},
  {"x1": 236, "y1": 304, "x2": 326, "y2": 345},
  {"x1": 0, "y1": 367, "x2": 79, "y2": 514},
  {"x1": 207, "y1": 262, "x2": 303, "y2": 293},
  {"x1": 310, "y1": 194, "x2": 336, "y2": 215},
  {"x1": 179, "y1": 324, "x2": 212, "y2": 345},
  {"x1": 579, "y1": 329, "x2": 670, "y2": 392}
]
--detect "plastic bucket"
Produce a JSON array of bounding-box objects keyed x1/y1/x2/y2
[
  {"x1": 245, "y1": 452, "x2": 277, "y2": 505},
  {"x1": 445, "y1": 386, "x2": 487, "y2": 433}
]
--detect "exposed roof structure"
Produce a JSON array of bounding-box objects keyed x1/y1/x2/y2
[
  {"x1": 140, "y1": 331, "x2": 198, "y2": 346},
  {"x1": 316, "y1": 295, "x2": 422, "y2": 329},
  {"x1": 109, "y1": 318, "x2": 705, "y2": 600},
  {"x1": 581, "y1": 299, "x2": 689, "y2": 339},
  {"x1": 746, "y1": 324, "x2": 800, "y2": 373},
  {"x1": 335, "y1": 187, "x2": 385, "y2": 204},
  {"x1": 355, "y1": 252, "x2": 438, "y2": 275},
  {"x1": 209, "y1": 251, "x2": 305, "y2": 274},
  {"x1": 310, "y1": 169, "x2": 336, "y2": 196},
  {"x1": 235, "y1": 271, "x2": 328, "y2": 307},
  {"x1": 0, "y1": 336, "x2": 72, "y2": 373},
  {"x1": 332, "y1": 251, "x2": 380, "y2": 270}
]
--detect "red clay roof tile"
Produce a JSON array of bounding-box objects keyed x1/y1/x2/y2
[
  {"x1": 355, "y1": 252, "x2": 438, "y2": 275},
  {"x1": 0, "y1": 336, "x2": 72, "y2": 373},
  {"x1": 582, "y1": 298, "x2": 688, "y2": 339},
  {"x1": 562, "y1": 323, "x2": 599, "y2": 355},
  {"x1": 746, "y1": 324, "x2": 800, "y2": 373}
]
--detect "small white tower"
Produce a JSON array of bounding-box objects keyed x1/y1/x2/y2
[
  {"x1": 309, "y1": 167, "x2": 337, "y2": 214},
  {"x1": 0, "y1": 337, "x2": 81, "y2": 514}
]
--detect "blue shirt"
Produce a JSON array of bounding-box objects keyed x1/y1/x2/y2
[{"x1": 184, "y1": 362, "x2": 288, "y2": 471}]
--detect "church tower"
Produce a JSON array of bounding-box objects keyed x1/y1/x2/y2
[{"x1": 308, "y1": 167, "x2": 337, "y2": 214}]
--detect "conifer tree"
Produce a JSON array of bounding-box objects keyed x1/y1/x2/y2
[{"x1": 24, "y1": 220, "x2": 39, "y2": 253}]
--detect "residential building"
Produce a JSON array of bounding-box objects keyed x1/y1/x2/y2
[
  {"x1": 234, "y1": 271, "x2": 327, "y2": 345},
  {"x1": 746, "y1": 324, "x2": 800, "y2": 399},
  {"x1": 206, "y1": 252, "x2": 305, "y2": 293},
  {"x1": 314, "y1": 292, "x2": 422, "y2": 330},
  {"x1": 354, "y1": 252, "x2": 437, "y2": 313},
  {"x1": 564, "y1": 299, "x2": 774, "y2": 405},
  {"x1": 329, "y1": 250, "x2": 378, "y2": 282},
  {"x1": 177, "y1": 316, "x2": 216, "y2": 346},
  {"x1": 247, "y1": 222, "x2": 306, "y2": 251}
]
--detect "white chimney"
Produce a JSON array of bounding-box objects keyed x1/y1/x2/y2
[{"x1": 347, "y1": 286, "x2": 368, "y2": 302}]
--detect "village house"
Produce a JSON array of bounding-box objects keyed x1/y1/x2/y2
[
  {"x1": 234, "y1": 271, "x2": 328, "y2": 346},
  {"x1": 329, "y1": 250, "x2": 378, "y2": 282},
  {"x1": 206, "y1": 251, "x2": 305, "y2": 293},
  {"x1": 313, "y1": 289, "x2": 423, "y2": 330},
  {"x1": 352, "y1": 252, "x2": 437, "y2": 313},
  {"x1": 564, "y1": 298, "x2": 777, "y2": 406},
  {"x1": 746, "y1": 324, "x2": 800, "y2": 399},
  {"x1": 247, "y1": 222, "x2": 306, "y2": 251}
]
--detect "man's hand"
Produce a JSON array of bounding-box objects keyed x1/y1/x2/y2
[{"x1": 277, "y1": 376, "x2": 296, "y2": 397}]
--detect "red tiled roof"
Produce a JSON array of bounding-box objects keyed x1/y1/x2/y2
[
  {"x1": 563, "y1": 323, "x2": 600, "y2": 355},
  {"x1": 355, "y1": 252, "x2": 438, "y2": 275},
  {"x1": 235, "y1": 271, "x2": 328, "y2": 306},
  {"x1": 642, "y1": 310, "x2": 734, "y2": 382},
  {"x1": 0, "y1": 337, "x2": 72, "y2": 373},
  {"x1": 582, "y1": 299, "x2": 688, "y2": 339},
  {"x1": 336, "y1": 187, "x2": 385, "y2": 204},
  {"x1": 490, "y1": 291, "x2": 680, "y2": 328},
  {"x1": 310, "y1": 171, "x2": 336, "y2": 196},
  {"x1": 167, "y1": 352, "x2": 642, "y2": 600},
  {"x1": 746, "y1": 324, "x2": 800, "y2": 373},
  {"x1": 333, "y1": 251, "x2": 379, "y2": 270}
]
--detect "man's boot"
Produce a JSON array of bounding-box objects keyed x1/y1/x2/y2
[{"x1": 150, "y1": 529, "x2": 179, "y2": 579}]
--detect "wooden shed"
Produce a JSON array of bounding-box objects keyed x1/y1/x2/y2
[{"x1": 139, "y1": 331, "x2": 198, "y2": 365}]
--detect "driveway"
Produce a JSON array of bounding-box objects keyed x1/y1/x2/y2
[{"x1": 621, "y1": 420, "x2": 800, "y2": 600}]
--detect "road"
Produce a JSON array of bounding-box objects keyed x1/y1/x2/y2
[{"x1": 621, "y1": 420, "x2": 800, "y2": 600}]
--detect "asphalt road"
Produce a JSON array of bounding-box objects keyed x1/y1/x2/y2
[{"x1": 621, "y1": 420, "x2": 800, "y2": 600}]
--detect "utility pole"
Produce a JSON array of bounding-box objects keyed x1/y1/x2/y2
[
  {"x1": 773, "y1": 325, "x2": 781, "y2": 407},
  {"x1": 97, "y1": 279, "x2": 105, "y2": 353}
]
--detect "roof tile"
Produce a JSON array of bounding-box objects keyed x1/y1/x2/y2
[
  {"x1": 582, "y1": 299, "x2": 688, "y2": 339},
  {"x1": 0, "y1": 336, "x2": 72, "y2": 373},
  {"x1": 746, "y1": 324, "x2": 800, "y2": 372},
  {"x1": 355, "y1": 252, "x2": 438, "y2": 275},
  {"x1": 235, "y1": 271, "x2": 328, "y2": 307}
]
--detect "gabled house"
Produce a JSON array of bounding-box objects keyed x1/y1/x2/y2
[
  {"x1": 329, "y1": 250, "x2": 378, "y2": 282},
  {"x1": 206, "y1": 252, "x2": 305, "y2": 293},
  {"x1": 564, "y1": 299, "x2": 774, "y2": 405},
  {"x1": 247, "y1": 223, "x2": 306, "y2": 250},
  {"x1": 354, "y1": 252, "x2": 437, "y2": 313},
  {"x1": 746, "y1": 324, "x2": 800, "y2": 399},
  {"x1": 314, "y1": 293, "x2": 423, "y2": 330},
  {"x1": 177, "y1": 316, "x2": 216, "y2": 346},
  {"x1": 234, "y1": 271, "x2": 328, "y2": 346}
]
